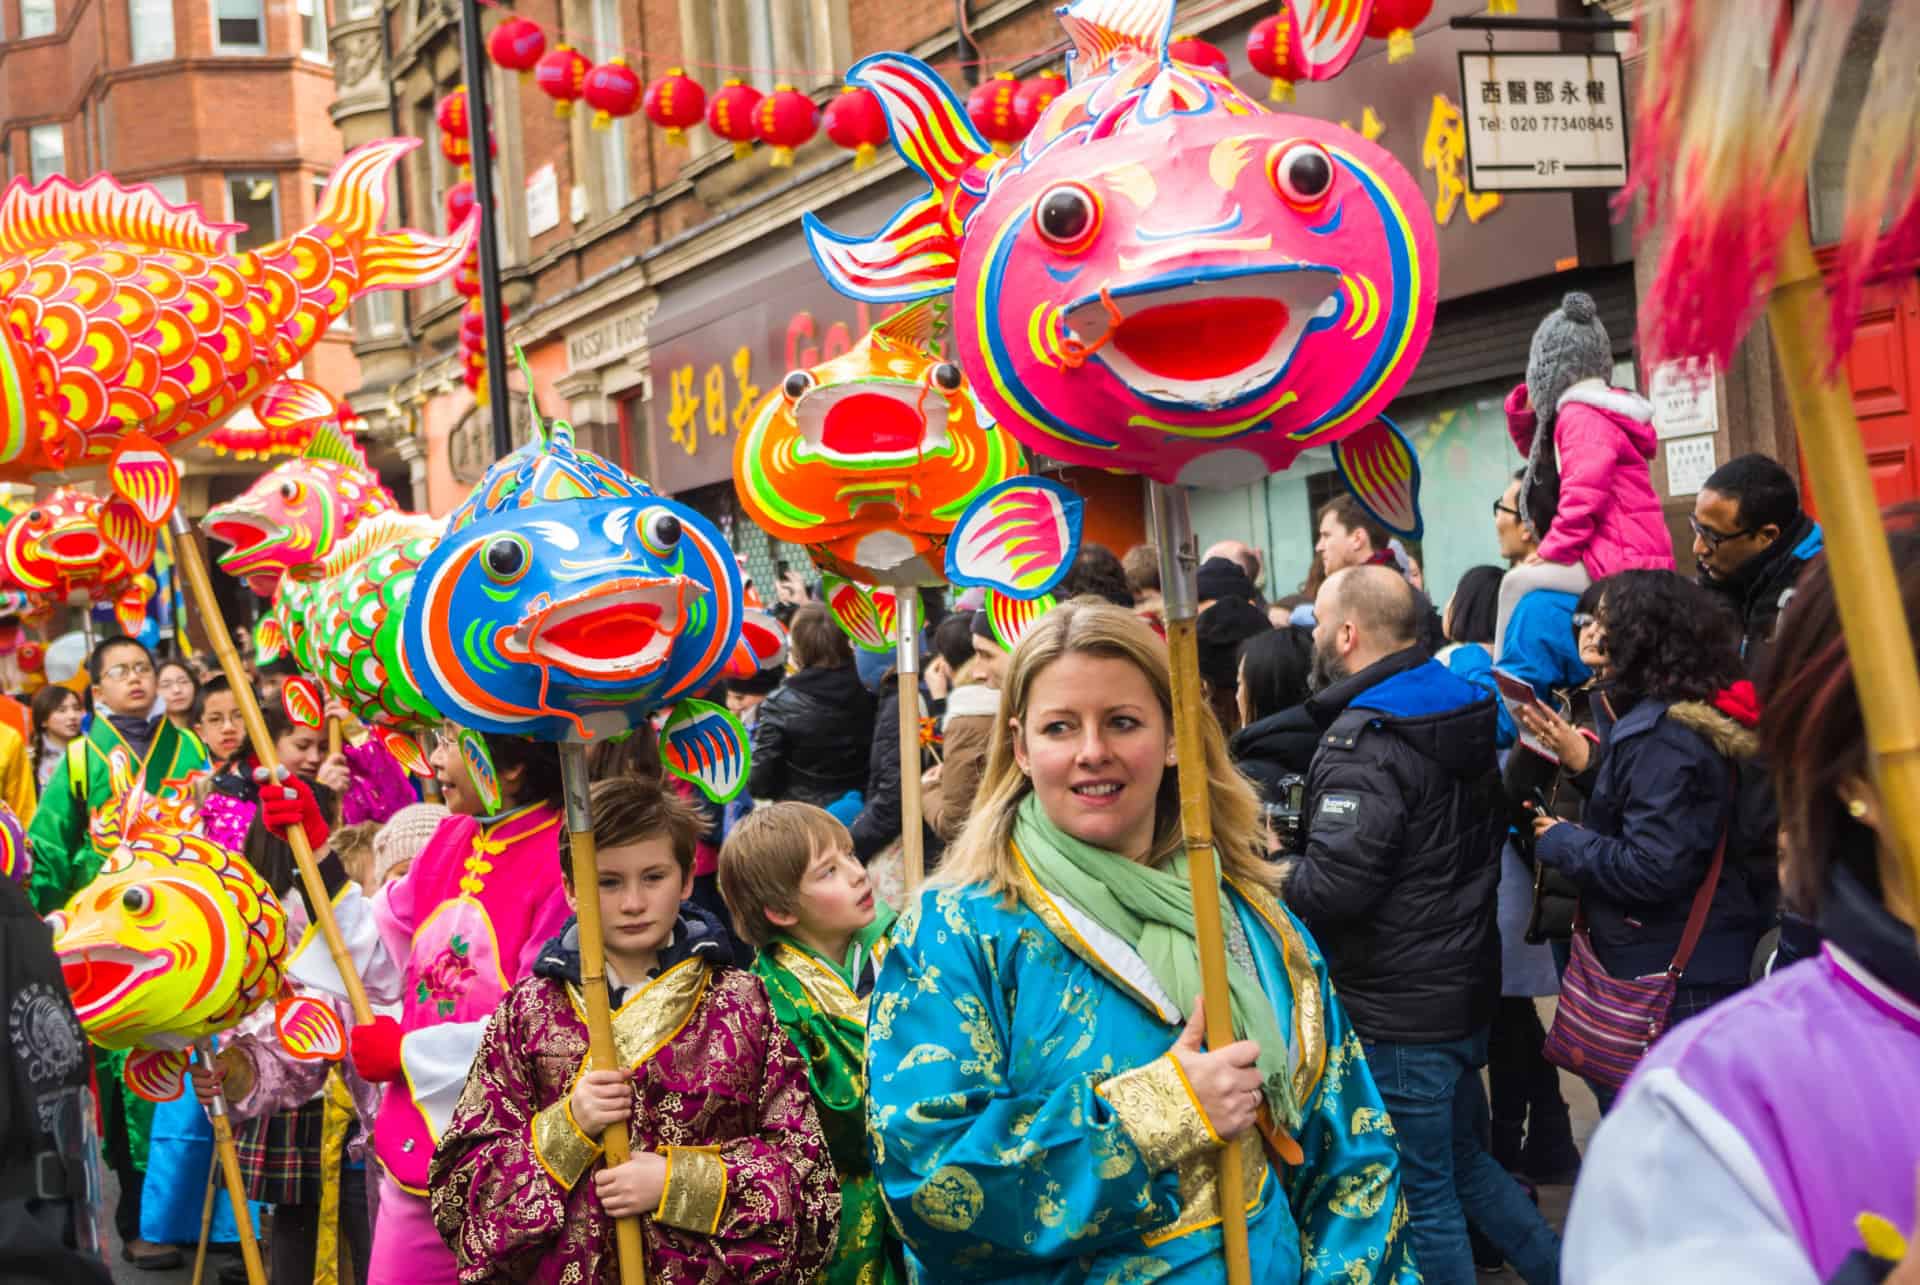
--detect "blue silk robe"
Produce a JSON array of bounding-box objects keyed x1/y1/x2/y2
[{"x1": 865, "y1": 865, "x2": 1418, "y2": 1284}]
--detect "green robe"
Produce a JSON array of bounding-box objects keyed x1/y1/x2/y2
[
  {"x1": 752, "y1": 910, "x2": 905, "y2": 1285},
  {"x1": 26, "y1": 714, "x2": 208, "y2": 1174}
]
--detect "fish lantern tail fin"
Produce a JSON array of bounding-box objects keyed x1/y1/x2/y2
[
  {"x1": 1330, "y1": 416, "x2": 1423, "y2": 540},
  {"x1": 125, "y1": 1048, "x2": 192, "y2": 1103},
  {"x1": 1058, "y1": 0, "x2": 1176, "y2": 80},
  {"x1": 308, "y1": 139, "x2": 479, "y2": 293},
  {"x1": 801, "y1": 53, "x2": 994, "y2": 305}
]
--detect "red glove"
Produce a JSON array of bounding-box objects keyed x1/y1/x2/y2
[
  {"x1": 349, "y1": 1015, "x2": 405, "y2": 1084},
  {"x1": 257, "y1": 770, "x2": 330, "y2": 851}
]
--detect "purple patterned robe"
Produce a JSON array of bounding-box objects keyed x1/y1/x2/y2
[{"x1": 428, "y1": 962, "x2": 839, "y2": 1284}]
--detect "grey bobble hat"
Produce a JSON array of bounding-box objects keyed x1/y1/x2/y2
[
  {"x1": 372, "y1": 802, "x2": 449, "y2": 886},
  {"x1": 1525, "y1": 291, "x2": 1612, "y2": 422}
]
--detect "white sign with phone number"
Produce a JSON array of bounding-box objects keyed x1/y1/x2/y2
[{"x1": 1458, "y1": 52, "x2": 1629, "y2": 192}]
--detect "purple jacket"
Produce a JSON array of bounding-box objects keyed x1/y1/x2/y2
[
  {"x1": 1506, "y1": 382, "x2": 1675, "y2": 578},
  {"x1": 340, "y1": 736, "x2": 417, "y2": 827}
]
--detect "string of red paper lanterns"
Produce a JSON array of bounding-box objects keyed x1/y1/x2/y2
[{"x1": 436, "y1": 89, "x2": 509, "y2": 406}]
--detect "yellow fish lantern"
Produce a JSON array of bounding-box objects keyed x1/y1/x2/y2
[{"x1": 49, "y1": 767, "x2": 345, "y2": 1101}]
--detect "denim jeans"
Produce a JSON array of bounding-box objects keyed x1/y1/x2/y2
[{"x1": 1362, "y1": 1030, "x2": 1562, "y2": 1285}]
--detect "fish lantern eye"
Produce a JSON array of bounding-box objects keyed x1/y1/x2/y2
[
  {"x1": 782, "y1": 370, "x2": 815, "y2": 402},
  {"x1": 1269, "y1": 141, "x2": 1334, "y2": 208},
  {"x1": 482, "y1": 534, "x2": 530, "y2": 585},
  {"x1": 121, "y1": 885, "x2": 153, "y2": 915},
  {"x1": 641, "y1": 510, "x2": 683, "y2": 556},
  {"x1": 279, "y1": 480, "x2": 303, "y2": 502},
  {"x1": 930, "y1": 363, "x2": 963, "y2": 392},
  {"x1": 1033, "y1": 182, "x2": 1102, "y2": 254},
  {"x1": 25, "y1": 509, "x2": 42, "y2": 526}
]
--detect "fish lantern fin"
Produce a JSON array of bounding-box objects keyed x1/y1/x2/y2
[
  {"x1": 299, "y1": 420, "x2": 370, "y2": 474},
  {"x1": 254, "y1": 617, "x2": 287, "y2": 667},
  {"x1": 263, "y1": 379, "x2": 343, "y2": 434},
  {"x1": 801, "y1": 53, "x2": 992, "y2": 305},
  {"x1": 107, "y1": 434, "x2": 180, "y2": 527},
  {"x1": 380, "y1": 728, "x2": 433, "y2": 779},
  {"x1": 100, "y1": 500, "x2": 159, "y2": 577},
  {"x1": 1058, "y1": 0, "x2": 1176, "y2": 80},
  {"x1": 0, "y1": 174, "x2": 243, "y2": 258},
  {"x1": 944, "y1": 476, "x2": 1083, "y2": 600},
  {"x1": 124, "y1": 1048, "x2": 192, "y2": 1103},
  {"x1": 458, "y1": 729, "x2": 501, "y2": 815},
  {"x1": 314, "y1": 139, "x2": 477, "y2": 293},
  {"x1": 281, "y1": 675, "x2": 324, "y2": 730},
  {"x1": 112, "y1": 581, "x2": 149, "y2": 638},
  {"x1": 275, "y1": 995, "x2": 347, "y2": 1062},
  {"x1": 660, "y1": 700, "x2": 751, "y2": 804},
  {"x1": 986, "y1": 589, "x2": 1058, "y2": 652},
  {"x1": 871, "y1": 299, "x2": 946, "y2": 350},
  {"x1": 821, "y1": 574, "x2": 895, "y2": 653},
  {"x1": 1330, "y1": 415, "x2": 1423, "y2": 540}
]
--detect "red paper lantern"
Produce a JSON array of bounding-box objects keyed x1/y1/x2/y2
[
  {"x1": 17, "y1": 642, "x2": 42, "y2": 674},
  {"x1": 534, "y1": 44, "x2": 590, "y2": 118},
  {"x1": 707, "y1": 78, "x2": 762, "y2": 160},
  {"x1": 823, "y1": 85, "x2": 888, "y2": 170},
  {"x1": 1366, "y1": 0, "x2": 1434, "y2": 62},
  {"x1": 1246, "y1": 14, "x2": 1304, "y2": 103},
  {"x1": 583, "y1": 56, "x2": 642, "y2": 130},
  {"x1": 755, "y1": 84, "x2": 819, "y2": 168},
  {"x1": 453, "y1": 250, "x2": 482, "y2": 299},
  {"x1": 486, "y1": 16, "x2": 545, "y2": 77},
  {"x1": 1012, "y1": 68, "x2": 1066, "y2": 135},
  {"x1": 644, "y1": 67, "x2": 706, "y2": 146},
  {"x1": 444, "y1": 180, "x2": 475, "y2": 229},
  {"x1": 439, "y1": 130, "x2": 471, "y2": 173},
  {"x1": 966, "y1": 70, "x2": 1024, "y2": 152},
  {"x1": 459, "y1": 300, "x2": 487, "y2": 347},
  {"x1": 435, "y1": 87, "x2": 468, "y2": 141},
  {"x1": 1169, "y1": 34, "x2": 1230, "y2": 77}
]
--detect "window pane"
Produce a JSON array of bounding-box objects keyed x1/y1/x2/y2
[
  {"x1": 215, "y1": 0, "x2": 261, "y2": 48},
  {"x1": 21, "y1": 0, "x2": 55, "y2": 36},
  {"x1": 129, "y1": 0, "x2": 175, "y2": 61},
  {"x1": 226, "y1": 174, "x2": 278, "y2": 252},
  {"x1": 344, "y1": 0, "x2": 373, "y2": 17},
  {"x1": 298, "y1": 0, "x2": 325, "y2": 55},
  {"x1": 146, "y1": 175, "x2": 188, "y2": 206},
  {"x1": 356, "y1": 291, "x2": 399, "y2": 338},
  {"x1": 29, "y1": 126, "x2": 64, "y2": 182}
]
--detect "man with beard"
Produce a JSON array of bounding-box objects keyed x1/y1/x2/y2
[
  {"x1": 1692, "y1": 454, "x2": 1824, "y2": 664},
  {"x1": 1285, "y1": 566, "x2": 1559, "y2": 1285}
]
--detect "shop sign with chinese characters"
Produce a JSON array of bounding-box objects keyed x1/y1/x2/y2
[{"x1": 1457, "y1": 52, "x2": 1629, "y2": 192}]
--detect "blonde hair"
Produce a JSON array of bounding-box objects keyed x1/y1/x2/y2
[
  {"x1": 940, "y1": 597, "x2": 1275, "y2": 900},
  {"x1": 327, "y1": 822, "x2": 381, "y2": 894},
  {"x1": 716, "y1": 802, "x2": 850, "y2": 949}
]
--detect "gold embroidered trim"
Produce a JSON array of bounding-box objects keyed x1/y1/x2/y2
[
  {"x1": 1230, "y1": 878, "x2": 1328, "y2": 1108},
  {"x1": 770, "y1": 941, "x2": 868, "y2": 1025},
  {"x1": 531, "y1": 1098, "x2": 602, "y2": 1191},
  {"x1": 1010, "y1": 843, "x2": 1172, "y2": 1021},
  {"x1": 656, "y1": 1145, "x2": 727, "y2": 1234},
  {"x1": 1095, "y1": 1055, "x2": 1217, "y2": 1174},
  {"x1": 1141, "y1": 1146, "x2": 1271, "y2": 1248},
  {"x1": 567, "y1": 957, "x2": 711, "y2": 1069}
]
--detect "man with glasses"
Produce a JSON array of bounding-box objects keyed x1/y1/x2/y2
[
  {"x1": 1692, "y1": 454, "x2": 1825, "y2": 661},
  {"x1": 24, "y1": 635, "x2": 208, "y2": 1271}
]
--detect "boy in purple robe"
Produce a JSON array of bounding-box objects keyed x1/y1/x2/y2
[{"x1": 429, "y1": 776, "x2": 839, "y2": 1284}]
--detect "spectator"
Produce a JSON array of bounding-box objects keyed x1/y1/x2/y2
[
  {"x1": 371, "y1": 802, "x2": 449, "y2": 889},
  {"x1": 1561, "y1": 514, "x2": 1920, "y2": 1284},
  {"x1": 1288, "y1": 565, "x2": 1559, "y2": 1285},
  {"x1": 1196, "y1": 555, "x2": 1258, "y2": 610},
  {"x1": 848, "y1": 662, "x2": 935, "y2": 866},
  {"x1": 1491, "y1": 472, "x2": 1593, "y2": 708},
  {"x1": 725, "y1": 668, "x2": 781, "y2": 726},
  {"x1": 1438, "y1": 566, "x2": 1511, "y2": 745},
  {"x1": 1058, "y1": 543, "x2": 1133, "y2": 608},
  {"x1": 1499, "y1": 292, "x2": 1672, "y2": 658},
  {"x1": 1520, "y1": 572, "x2": 1771, "y2": 1110},
  {"x1": 748, "y1": 604, "x2": 876, "y2": 810},
  {"x1": 1121, "y1": 543, "x2": 1161, "y2": 614},
  {"x1": 1315, "y1": 494, "x2": 1396, "y2": 577},
  {"x1": 1227, "y1": 625, "x2": 1317, "y2": 826},
  {"x1": 1204, "y1": 539, "x2": 1266, "y2": 602},
  {"x1": 156, "y1": 659, "x2": 198, "y2": 733},
  {"x1": 926, "y1": 612, "x2": 1005, "y2": 846},
  {"x1": 29, "y1": 684, "x2": 83, "y2": 794},
  {"x1": 1494, "y1": 470, "x2": 1536, "y2": 568},
  {"x1": 1692, "y1": 453, "x2": 1825, "y2": 662},
  {"x1": 1196, "y1": 595, "x2": 1269, "y2": 736}
]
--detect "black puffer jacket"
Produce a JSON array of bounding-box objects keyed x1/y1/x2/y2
[
  {"x1": 1289, "y1": 647, "x2": 1504, "y2": 1044},
  {"x1": 1229, "y1": 704, "x2": 1318, "y2": 804},
  {"x1": 849, "y1": 673, "x2": 940, "y2": 865},
  {"x1": 746, "y1": 665, "x2": 876, "y2": 808}
]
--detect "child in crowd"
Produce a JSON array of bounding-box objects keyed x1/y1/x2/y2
[
  {"x1": 1497, "y1": 291, "x2": 1674, "y2": 660},
  {"x1": 717, "y1": 803, "x2": 903, "y2": 1284},
  {"x1": 430, "y1": 776, "x2": 838, "y2": 1283}
]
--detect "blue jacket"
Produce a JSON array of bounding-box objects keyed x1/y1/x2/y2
[
  {"x1": 1442, "y1": 642, "x2": 1515, "y2": 747},
  {"x1": 1535, "y1": 694, "x2": 1768, "y2": 986},
  {"x1": 1498, "y1": 588, "x2": 1591, "y2": 703}
]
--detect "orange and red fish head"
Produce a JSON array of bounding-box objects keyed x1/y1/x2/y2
[
  {"x1": 732, "y1": 301, "x2": 1024, "y2": 586},
  {"x1": 0, "y1": 488, "x2": 129, "y2": 599}
]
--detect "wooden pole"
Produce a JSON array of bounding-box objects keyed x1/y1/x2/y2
[
  {"x1": 189, "y1": 1146, "x2": 218, "y2": 1285},
  {"x1": 327, "y1": 717, "x2": 343, "y2": 758},
  {"x1": 558, "y1": 742, "x2": 649, "y2": 1285},
  {"x1": 197, "y1": 1039, "x2": 266, "y2": 1285},
  {"x1": 1767, "y1": 220, "x2": 1920, "y2": 912},
  {"x1": 1148, "y1": 481, "x2": 1252, "y2": 1285},
  {"x1": 168, "y1": 511, "x2": 375, "y2": 1025},
  {"x1": 895, "y1": 591, "x2": 925, "y2": 893}
]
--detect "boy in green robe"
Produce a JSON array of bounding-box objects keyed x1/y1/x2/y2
[
  {"x1": 27, "y1": 634, "x2": 208, "y2": 1270},
  {"x1": 718, "y1": 803, "x2": 904, "y2": 1285}
]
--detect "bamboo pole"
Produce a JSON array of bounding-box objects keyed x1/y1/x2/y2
[
  {"x1": 1149, "y1": 481, "x2": 1252, "y2": 1285},
  {"x1": 895, "y1": 591, "x2": 925, "y2": 893},
  {"x1": 558, "y1": 742, "x2": 649, "y2": 1285},
  {"x1": 189, "y1": 1147, "x2": 218, "y2": 1285},
  {"x1": 168, "y1": 511, "x2": 375, "y2": 1025},
  {"x1": 328, "y1": 717, "x2": 343, "y2": 758},
  {"x1": 1766, "y1": 220, "x2": 1920, "y2": 911},
  {"x1": 197, "y1": 1039, "x2": 266, "y2": 1285}
]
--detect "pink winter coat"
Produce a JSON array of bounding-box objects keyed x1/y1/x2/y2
[{"x1": 1505, "y1": 381, "x2": 1675, "y2": 578}]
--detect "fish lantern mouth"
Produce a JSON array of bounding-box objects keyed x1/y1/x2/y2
[
  {"x1": 1063, "y1": 266, "x2": 1342, "y2": 408},
  {"x1": 505, "y1": 576, "x2": 699, "y2": 681},
  {"x1": 58, "y1": 944, "x2": 168, "y2": 1027},
  {"x1": 44, "y1": 527, "x2": 105, "y2": 567},
  {"x1": 797, "y1": 383, "x2": 953, "y2": 463},
  {"x1": 206, "y1": 509, "x2": 284, "y2": 569}
]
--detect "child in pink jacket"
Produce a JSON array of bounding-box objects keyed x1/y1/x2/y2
[{"x1": 1496, "y1": 291, "x2": 1674, "y2": 660}]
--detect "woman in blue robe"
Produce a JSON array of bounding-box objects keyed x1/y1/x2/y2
[{"x1": 866, "y1": 599, "x2": 1418, "y2": 1283}]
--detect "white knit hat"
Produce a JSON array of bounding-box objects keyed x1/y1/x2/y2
[{"x1": 372, "y1": 803, "x2": 449, "y2": 885}]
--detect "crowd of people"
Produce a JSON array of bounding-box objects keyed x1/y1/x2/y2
[{"x1": 0, "y1": 287, "x2": 1912, "y2": 1285}]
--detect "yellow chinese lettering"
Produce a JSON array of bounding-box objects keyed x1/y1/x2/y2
[
  {"x1": 729, "y1": 346, "x2": 760, "y2": 435},
  {"x1": 1421, "y1": 94, "x2": 1501, "y2": 228},
  {"x1": 704, "y1": 363, "x2": 727, "y2": 439},
  {"x1": 667, "y1": 365, "x2": 699, "y2": 457}
]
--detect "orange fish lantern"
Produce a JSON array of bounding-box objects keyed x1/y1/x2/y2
[
  {"x1": 733, "y1": 302, "x2": 1033, "y2": 588},
  {"x1": 0, "y1": 139, "x2": 474, "y2": 478}
]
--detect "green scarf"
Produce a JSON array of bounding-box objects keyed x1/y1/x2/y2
[{"x1": 1013, "y1": 793, "x2": 1299, "y2": 1128}]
